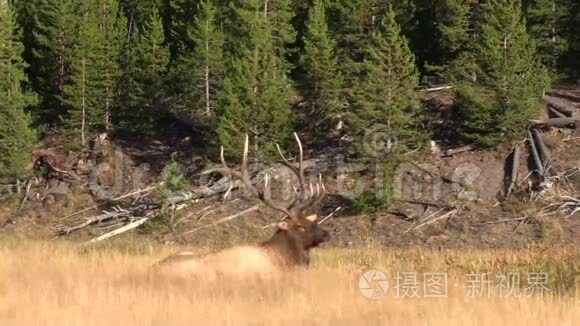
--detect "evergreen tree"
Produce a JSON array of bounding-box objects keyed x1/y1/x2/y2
[
  {"x1": 350, "y1": 6, "x2": 423, "y2": 156},
  {"x1": 560, "y1": 0, "x2": 580, "y2": 78},
  {"x1": 168, "y1": 0, "x2": 224, "y2": 124},
  {"x1": 326, "y1": 0, "x2": 427, "y2": 82},
  {"x1": 118, "y1": 10, "x2": 170, "y2": 133},
  {"x1": 161, "y1": 0, "x2": 197, "y2": 60},
  {"x1": 0, "y1": 1, "x2": 36, "y2": 178},
  {"x1": 15, "y1": 0, "x2": 78, "y2": 126},
  {"x1": 95, "y1": 0, "x2": 127, "y2": 131},
  {"x1": 349, "y1": 7, "x2": 424, "y2": 211},
  {"x1": 430, "y1": 0, "x2": 480, "y2": 83},
  {"x1": 299, "y1": 0, "x2": 344, "y2": 133},
  {"x1": 120, "y1": 0, "x2": 158, "y2": 32},
  {"x1": 524, "y1": 0, "x2": 569, "y2": 71},
  {"x1": 326, "y1": 0, "x2": 368, "y2": 83},
  {"x1": 457, "y1": 0, "x2": 551, "y2": 146},
  {"x1": 265, "y1": 0, "x2": 296, "y2": 65},
  {"x1": 63, "y1": 0, "x2": 125, "y2": 145},
  {"x1": 62, "y1": 9, "x2": 100, "y2": 147},
  {"x1": 217, "y1": 0, "x2": 293, "y2": 156}
]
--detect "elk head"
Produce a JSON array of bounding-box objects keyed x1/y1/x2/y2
[{"x1": 216, "y1": 133, "x2": 330, "y2": 265}]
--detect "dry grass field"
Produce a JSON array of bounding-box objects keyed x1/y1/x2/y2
[{"x1": 0, "y1": 239, "x2": 578, "y2": 326}]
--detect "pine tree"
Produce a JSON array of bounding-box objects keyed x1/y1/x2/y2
[
  {"x1": 63, "y1": 9, "x2": 100, "y2": 147},
  {"x1": 162, "y1": 0, "x2": 197, "y2": 60},
  {"x1": 15, "y1": 0, "x2": 78, "y2": 126},
  {"x1": 299, "y1": 0, "x2": 344, "y2": 133},
  {"x1": 95, "y1": 0, "x2": 126, "y2": 131},
  {"x1": 559, "y1": 0, "x2": 580, "y2": 78},
  {"x1": 326, "y1": 0, "x2": 368, "y2": 82},
  {"x1": 169, "y1": 0, "x2": 224, "y2": 126},
  {"x1": 63, "y1": 0, "x2": 125, "y2": 146},
  {"x1": 350, "y1": 6, "x2": 423, "y2": 156},
  {"x1": 457, "y1": 0, "x2": 551, "y2": 146},
  {"x1": 217, "y1": 0, "x2": 293, "y2": 156},
  {"x1": 349, "y1": 6, "x2": 424, "y2": 212},
  {"x1": 118, "y1": 10, "x2": 170, "y2": 133},
  {"x1": 430, "y1": 0, "x2": 479, "y2": 82},
  {"x1": 0, "y1": 1, "x2": 36, "y2": 179},
  {"x1": 264, "y1": 0, "x2": 296, "y2": 64},
  {"x1": 120, "y1": 0, "x2": 159, "y2": 32},
  {"x1": 525, "y1": 0, "x2": 569, "y2": 71}
]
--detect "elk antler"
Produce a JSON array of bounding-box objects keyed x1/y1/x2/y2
[
  {"x1": 217, "y1": 135, "x2": 292, "y2": 217},
  {"x1": 217, "y1": 133, "x2": 326, "y2": 221},
  {"x1": 276, "y1": 132, "x2": 326, "y2": 215}
]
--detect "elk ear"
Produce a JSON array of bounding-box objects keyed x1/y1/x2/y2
[
  {"x1": 305, "y1": 214, "x2": 318, "y2": 222},
  {"x1": 277, "y1": 221, "x2": 290, "y2": 230}
]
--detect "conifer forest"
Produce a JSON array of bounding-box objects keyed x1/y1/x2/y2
[{"x1": 1, "y1": 0, "x2": 579, "y2": 203}]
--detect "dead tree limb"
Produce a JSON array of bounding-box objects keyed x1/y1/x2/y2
[
  {"x1": 179, "y1": 204, "x2": 260, "y2": 236},
  {"x1": 477, "y1": 216, "x2": 530, "y2": 225},
  {"x1": 505, "y1": 145, "x2": 521, "y2": 198},
  {"x1": 18, "y1": 179, "x2": 33, "y2": 210},
  {"x1": 425, "y1": 85, "x2": 453, "y2": 92},
  {"x1": 442, "y1": 144, "x2": 477, "y2": 157},
  {"x1": 403, "y1": 209, "x2": 459, "y2": 234},
  {"x1": 57, "y1": 210, "x2": 132, "y2": 236},
  {"x1": 398, "y1": 199, "x2": 455, "y2": 208},
  {"x1": 85, "y1": 215, "x2": 152, "y2": 244},
  {"x1": 57, "y1": 185, "x2": 161, "y2": 221},
  {"x1": 318, "y1": 207, "x2": 342, "y2": 225}
]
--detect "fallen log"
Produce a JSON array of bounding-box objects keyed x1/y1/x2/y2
[
  {"x1": 528, "y1": 130, "x2": 544, "y2": 176},
  {"x1": 543, "y1": 95, "x2": 577, "y2": 117},
  {"x1": 532, "y1": 129, "x2": 552, "y2": 170},
  {"x1": 531, "y1": 117, "x2": 578, "y2": 128},
  {"x1": 548, "y1": 106, "x2": 567, "y2": 118},
  {"x1": 505, "y1": 145, "x2": 521, "y2": 198},
  {"x1": 546, "y1": 90, "x2": 580, "y2": 103}
]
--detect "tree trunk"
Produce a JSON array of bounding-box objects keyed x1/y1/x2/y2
[
  {"x1": 505, "y1": 145, "x2": 520, "y2": 198},
  {"x1": 81, "y1": 57, "x2": 86, "y2": 147}
]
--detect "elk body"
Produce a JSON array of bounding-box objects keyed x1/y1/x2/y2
[{"x1": 152, "y1": 133, "x2": 330, "y2": 279}]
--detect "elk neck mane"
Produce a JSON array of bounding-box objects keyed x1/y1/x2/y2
[{"x1": 259, "y1": 229, "x2": 311, "y2": 266}]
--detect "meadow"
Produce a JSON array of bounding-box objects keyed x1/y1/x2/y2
[{"x1": 0, "y1": 239, "x2": 578, "y2": 326}]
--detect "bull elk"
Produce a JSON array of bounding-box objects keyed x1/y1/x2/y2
[{"x1": 152, "y1": 133, "x2": 330, "y2": 279}]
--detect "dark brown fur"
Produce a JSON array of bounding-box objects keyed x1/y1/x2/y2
[{"x1": 260, "y1": 217, "x2": 330, "y2": 267}]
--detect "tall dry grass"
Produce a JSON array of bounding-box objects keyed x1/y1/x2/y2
[{"x1": 0, "y1": 239, "x2": 578, "y2": 326}]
